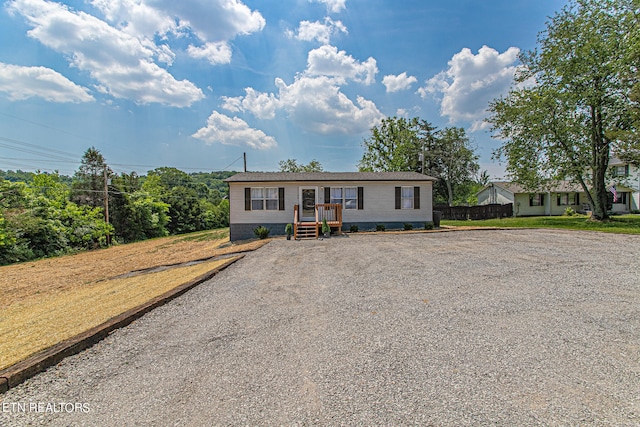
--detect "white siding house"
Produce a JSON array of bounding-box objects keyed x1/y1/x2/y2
[
  {"x1": 478, "y1": 178, "x2": 638, "y2": 216},
  {"x1": 609, "y1": 158, "x2": 640, "y2": 212},
  {"x1": 477, "y1": 181, "x2": 587, "y2": 216},
  {"x1": 225, "y1": 172, "x2": 436, "y2": 240}
]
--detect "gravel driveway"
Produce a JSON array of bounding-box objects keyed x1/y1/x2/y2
[{"x1": 2, "y1": 229, "x2": 639, "y2": 426}]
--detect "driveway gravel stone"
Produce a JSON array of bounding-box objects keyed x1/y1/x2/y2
[{"x1": 1, "y1": 229, "x2": 639, "y2": 426}]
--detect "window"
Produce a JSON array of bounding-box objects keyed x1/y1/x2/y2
[
  {"x1": 330, "y1": 187, "x2": 342, "y2": 205},
  {"x1": 344, "y1": 187, "x2": 357, "y2": 210},
  {"x1": 250, "y1": 187, "x2": 279, "y2": 210},
  {"x1": 612, "y1": 165, "x2": 629, "y2": 177},
  {"x1": 328, "y1": 187, "x2": 358, "y2": 209},
  {"x1": 401, "y1": 186, "x2": 414, "y2": 209},
  {"x1": 529, "y1": 193, "x2": 544, "y2": 206},
  {"x1": 395, "y1": 186, "x2": 420, "y2": 210},
  {"x1": 556, "y1": 193, "x2": 575, "y2": 206},
  {"x1": 608, "y1": 191, "x2": 627, "y2": 205}
]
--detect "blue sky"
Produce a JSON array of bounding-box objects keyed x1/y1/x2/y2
[{"x1": 0, "y1": 0, "x2": 568, "y2": 178}]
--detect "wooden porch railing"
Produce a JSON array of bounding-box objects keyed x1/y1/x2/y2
[
  {"x1": 316, "y1": 203, "x2": 342, "y2": 226},
  {"x1": 293, "y1": 203, "x2": 342, "y2": 238}
]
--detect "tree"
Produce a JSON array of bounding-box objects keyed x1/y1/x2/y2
[
  {"x1": 358, "y1": 117, "x2": 425, "y2": 172},
  {"x1": 71, "y1": 147, "x2": 112, "y2": 209},
  {"x1": 359, "y1": 117, "x2": 479, "y2": 205},
  {"x1": 278, "y1": 159, "x2": 324, "y2": 172},
  {"x1": 487, "y1": 0, "x2": 639, "y2": 220},
  {"x1": 423, "y1": 127, "x2": 479, "y2": 206}
]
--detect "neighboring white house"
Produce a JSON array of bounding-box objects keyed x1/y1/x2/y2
[
  {"x1": 225, "y1": 172, "x2": 437, "y2": 240},
  {"x1": 610, "y1": 157, "x2": 640, "y2": 212},
  {"x1": 478, "y1": 177, "x2": 638, "y2": 217}
]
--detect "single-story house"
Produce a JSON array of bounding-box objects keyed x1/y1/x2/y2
[
  {"x1": 477, "y1": 181, "x2": 636, "y2": 216},
  {"x1": 225, "y1": 172, "x2": 437, "y2": 240}
]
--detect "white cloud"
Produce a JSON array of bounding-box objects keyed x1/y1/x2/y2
[
  {"x1": 221, "y1": 88, "x2": 280, "y2": 119},
  {"x1": 306, "y1": 45, "x2": 377, "y2": 85},
  {"x1": 8, "y1": 0, "x2": 204, "y2": 107},
  {"x1": 311, "y1": 0, "x2": 346, "y2": 13},
  {"x1": 218, "y1": 44, "x2": 383, "y2": 137},
  {"x1": 289, "y1": 17, "x2": 347, "y2": 44},
  {"x1": 90, "y1": 0, "x2": 265, "y2": 41},
  {"x1": 192, "y1": 111, "x2": 277, "y2": 150},
  {"x1": 382, "y1": 72, "x2": 417, "y2": 93},
  {"x1": 274, "y1": 75, "x2": 383, "y2": 134},
  {"x1": 418, "y1": 45, "x2": 520, "y2": 130},
  {"x1": 0, "y1": 62, "x2": 94, "y2": 103},
  {"x1": 187, "y1": 41, "x2": 232, "y2": 65}
]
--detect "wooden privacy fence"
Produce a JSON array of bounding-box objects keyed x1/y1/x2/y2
[{"x1": 435, "y1": 203, "x2": 513, "y2": 220}]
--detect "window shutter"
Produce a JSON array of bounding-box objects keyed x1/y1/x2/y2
[
  {"x1": 395, "y1": 187, "x2": 401, "y2": 209},
  {"x1": 357, "y1": 187, "x2": 364, "y2": 210},
  {"x1": 625, "y1": 164, "x2": 630, "y2": 176},
  {"x1": 414, "y1": 186, "x2": 420, "y2": 209},
  {"x1": 576, "y1": 192, "x2": 580, "y2": 206},
  {"x1": 245, "y1": 188, "x2": 251, "y2": 210},
  {"x1": 325, "y1": 187, "x2": 331, "y2": 203},
  {"x1": 541, "y1": 193, "x2": 545, "y2": 206},
  {"x1": 278, "y1": 187, "x2": 285, "y2": 210}
]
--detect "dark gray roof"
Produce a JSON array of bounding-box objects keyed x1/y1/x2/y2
[{"x1": 225, "y1": 171, "x2": 437, "y2": 182}]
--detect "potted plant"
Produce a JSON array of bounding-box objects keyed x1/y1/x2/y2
[
  {"x1": 321, "y1": 218, "x2": 330, "y2": 238},
  {"x1": 285, "y1": 223, "x2": 293, "y2": 240}
]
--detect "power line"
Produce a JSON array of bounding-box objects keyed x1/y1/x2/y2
[
  {"x1": 0, "y1": 111, "x2": 100, "y2": 145},
  {"x1": 0, "y1": 136, "x2": 79, "y2": 160},
  {"x1": 222, "y1": 154, "x2": 245, "y2": 171},
  {"x1": 0, "y1": 136, "x2": 242, "y2": 173}
]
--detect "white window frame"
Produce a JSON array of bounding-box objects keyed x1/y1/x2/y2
[
  {"x1": 344, "y1": 187, "x2": 357, "y2": 210},
  {"x1": 330, "y1": 187, "x2": 343, "y2": 205},
  {"x1": 401, "y1": 186, "x2": 414, "y2": 209},
  {"x1": 251, "y1": 187, "x2": 279, "y2": 211},
  {"x1": 329, "y1": 187, "x2": 358, "y2": 209}
]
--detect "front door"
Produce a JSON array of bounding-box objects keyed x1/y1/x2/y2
[{"x1": 299, "y1": 187, "x2": 317, "y2": 221}]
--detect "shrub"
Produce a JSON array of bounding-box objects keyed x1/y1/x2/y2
[
  {"x1": 403, "y1": 223, "x2": 413, "y2": 231},
  {"x1": 376, "y1": 224, "x2": 385, "y2": 232},
  {"x1": 284, "y1": 223, "x2": 293, "y2": 235},
  {"x1": 322, "y1": 218, "x2": 330, "y2": 234},
  {"x1": 349, "y1": 224, "x2": 359, "y2": 233},
  {"x1": 424, "y1": 221, "x2": 434, "y2": 230},
  {"x1": 253, "y1": 226, "x2": 270, "y2": 239},
  {"x1": 563, "y1": 207, "x2": 576, "y2": 216}
]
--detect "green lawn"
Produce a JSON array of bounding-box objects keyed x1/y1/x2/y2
[{"x1": 441, "y1": 214, "x2": 640, "y2": 235}]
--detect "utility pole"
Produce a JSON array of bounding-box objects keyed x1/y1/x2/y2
[
  {"x1": 103, "y1": 167, "x2": 110, "y2": 245},
  {"x1": 243, "y1": 152, "x2": 247, "y2": 172}
]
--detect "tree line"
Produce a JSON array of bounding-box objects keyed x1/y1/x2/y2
[{"x1": 0, "y1": 147, "x2": 234, "y2": 265}]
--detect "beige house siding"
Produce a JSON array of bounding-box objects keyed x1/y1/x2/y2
[
  {"x1": 229, "y1": 180, "x2": 433, "y2": 224},
  {"x1": 228, "y1": 179, "x2": 433, "y2": 240}
]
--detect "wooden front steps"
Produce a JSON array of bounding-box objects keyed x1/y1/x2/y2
[
  {"x1": 295, "y1": 223, "x2": 318, "y2": 239},
  {"x1": 293, "y1": 203, "x2": 342, "y2": 240}
]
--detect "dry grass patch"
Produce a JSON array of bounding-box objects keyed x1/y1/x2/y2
[
  {"x1": 0, "y1": 258, "x2": 235, "y2": 371},
  {"x1": 0, "y1": 229, "x2": 271, "y2": 371},
  {"x1": 0, "y1": 228, "x2": 268, "y2": 308}
]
